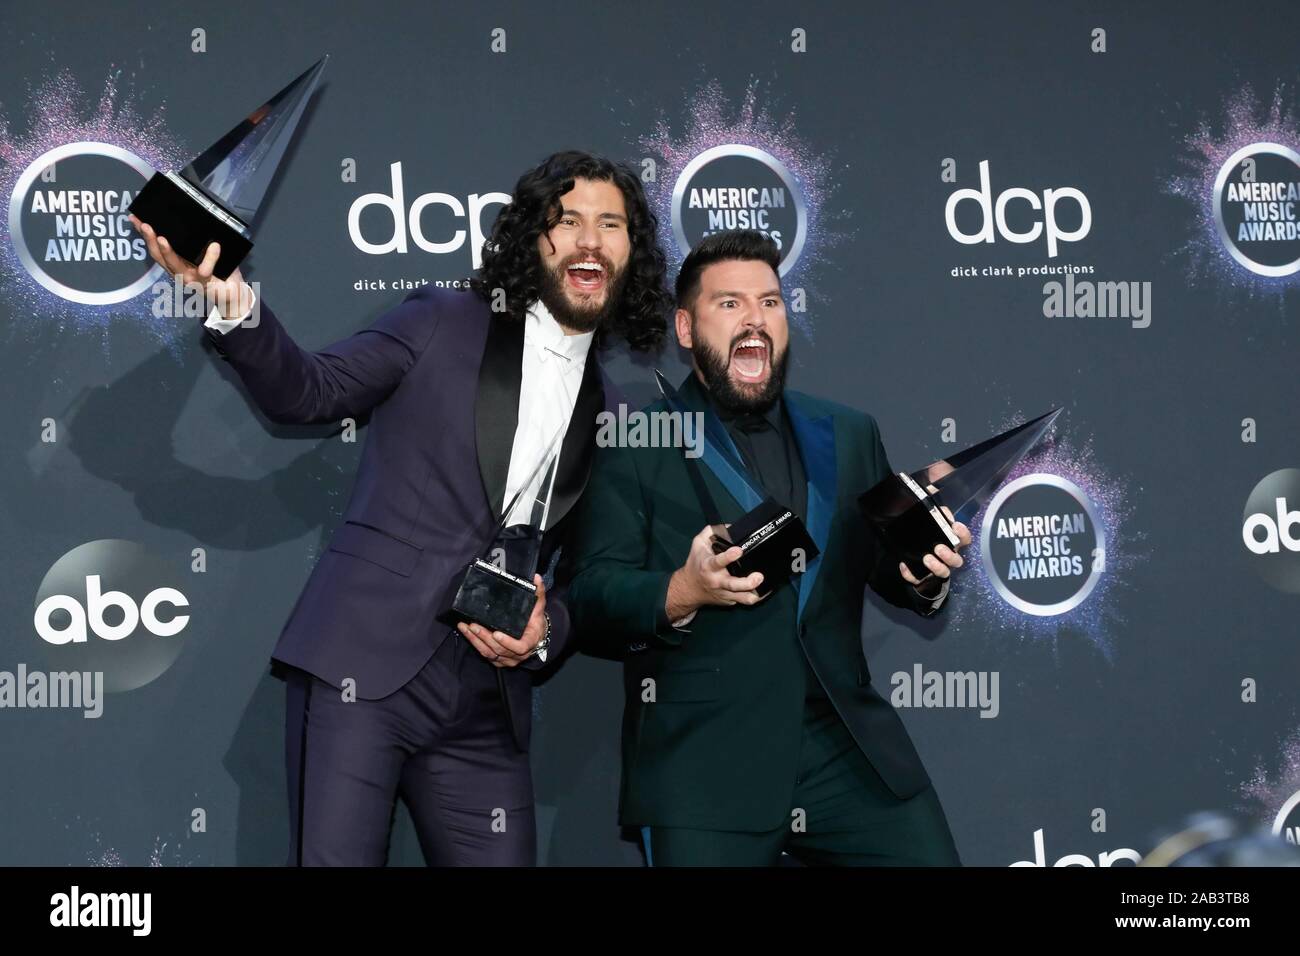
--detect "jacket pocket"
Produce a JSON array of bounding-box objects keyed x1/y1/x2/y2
[
  {"x1": 327, "y1": 521, "x2": 423, "y2": 577},
  {"x1": 653, "y1": 667, "x2": 721, "y2": 703}
]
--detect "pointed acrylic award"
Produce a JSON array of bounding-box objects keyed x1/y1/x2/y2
[
  {"x1": 128, "y1": 56, "x2": 328, "y2": 278},
  {"x1": 654, "y1": 369, "x2": 819, "y2": 598},
  {"x1": 859, "y1": 409, "x2": 1061, "y2": 580},
  {"x1": 446, "y1": 451, "x2": 561, "y2": 639}
]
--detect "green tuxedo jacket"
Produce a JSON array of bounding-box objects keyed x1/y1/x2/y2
[{"x1": 568, "y1": 374, "x2": 945, "y2": 832}]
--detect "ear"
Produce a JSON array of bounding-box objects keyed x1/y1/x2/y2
[{"x1": 674, "y1": 307, "x2": 693, "y2": 348}]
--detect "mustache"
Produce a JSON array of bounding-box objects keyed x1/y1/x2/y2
[{"x1": 560, "y1": 251, "x2": 615, "y2": 272}]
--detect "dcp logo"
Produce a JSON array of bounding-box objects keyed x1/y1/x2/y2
[
  {"x1": 33, "y1": 540, "x2": 191, "y2": 692},
  {"x1": 1242, "y1": 468, "x2": 1300, "y2": 592},
  {"x1": 945, "y1": 160, "x2": 1091, "y2": 258}
]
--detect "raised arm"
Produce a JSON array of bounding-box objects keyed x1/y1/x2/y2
[{"x1": 131, "y1": 217, "x2": 438, "y2": 424}]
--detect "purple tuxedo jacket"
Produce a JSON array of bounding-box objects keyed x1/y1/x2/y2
[{"x1": 202, "y1": 286, "x2": 613, "y2": 749}]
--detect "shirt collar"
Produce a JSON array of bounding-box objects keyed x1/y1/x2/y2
[
  {"x1": 526, "y1": 300, "x2": 594, "y2": 365},
  {"x1": 709, "y1": 385, "x2": 786, "y2": 433}
]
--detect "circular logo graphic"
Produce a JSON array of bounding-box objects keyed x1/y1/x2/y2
[
  {"x1": 1241, "y1": 468, "x2": 1300, "y2": 593},
  {"x1": 1273, "y1": 789, "x2": 1300, "y2": 841},
  {"x1": 1213, "y1": 142, "x2": 1300, "y2": 277},
  {"x1": 980, "y1": 474, "x2": 1105, "y2": 616},
  {"x1": 671, "y1": 144, "x2": 807, "y2": 275},
  {"x1": 8, "y1": 141, "x2": 161, "y2": 304},
  {"x1": 33, "y1": 539, "x2": 192, "y2": 693}
]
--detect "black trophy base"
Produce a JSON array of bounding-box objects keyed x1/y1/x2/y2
[
  {"x1": 128, "y1": 171, "x2": 252, "y2": 279},
  {"x1": 711, "y1": 498, "x2": 819, "y2": 598},
  {"x1": 446, "y1": 558, "x2": 537, "y2": 639},
  {"x1": 859, "y1": 472, "x2": 961, "y2": 581}
]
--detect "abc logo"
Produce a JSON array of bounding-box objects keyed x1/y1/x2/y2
[
  {"x1": 1241, "y1": 469, "x2": 1300, "y2": 593},
  {"x1": 945, "y1": 160, "x2": 1091, "y2": 258},
  {"x1": 1242, "y1": 498, "x2": 1300, "y2": 554},
  {"x1": 35, "y1": 574, "x2": 188, "y2": 644},
  {"x1": 33, "y1": 540, "x2": 192, "y2": 693}
]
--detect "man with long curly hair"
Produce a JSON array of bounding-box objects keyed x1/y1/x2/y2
[{"x1": 129, "y1": 150, "x2": 671, "y2": 866}]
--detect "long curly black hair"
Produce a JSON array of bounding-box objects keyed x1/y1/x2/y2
[{"x1": 470, "y1": 150, "x2": 671, "y2": 353}]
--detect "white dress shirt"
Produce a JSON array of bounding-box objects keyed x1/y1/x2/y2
[{"x1": 501, "y1": 301, "x2": 593, "y2": 529}]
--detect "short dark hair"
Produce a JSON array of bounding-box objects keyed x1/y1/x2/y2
[
  {"x1": 469, "y1": 150, "x2": 672, "y2": 352},
  {"x1": 674, "y1": 230, "x2": 781, "y2": 310}
]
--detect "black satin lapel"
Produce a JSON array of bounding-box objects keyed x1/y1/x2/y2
[
  {"x1": 545, "y1": 353, "x2": 605, "y2": 530},
  {"x1": 475, "y1": 314, "x2": 525, "y2": 518}
]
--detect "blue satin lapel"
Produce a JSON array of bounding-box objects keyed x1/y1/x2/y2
[
  {"x1": 662, "y1": 390, "x2": 765, "y2": 513},
  {"x1": 786, "y1": 397, "x2": 837, "y2": 622}
]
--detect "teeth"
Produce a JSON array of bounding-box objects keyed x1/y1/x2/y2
[
  {"x1": 736, "y1": 338, "x2": 766, "y2": 350},
  {"x1": 568, "y1": 262, "x2": 604, "y2": 272}
]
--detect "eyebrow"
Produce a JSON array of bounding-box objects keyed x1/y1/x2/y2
[
  {"x1": 710, "y1": 289, "x2": 783, "y2": 299},
  {"x1": 560, "y1": 209, "x2": 628, "y2": 223}
]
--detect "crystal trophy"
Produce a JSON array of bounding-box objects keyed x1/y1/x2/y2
[
  {"x1": 654, "y1": 370, "x2": 819, "y2": 599},
  {"x1": 859, "y1": 409, "x2": 1061, "y2": 580},
  {"x1": 128, "y1": 56, "x2": 328, "y2": 278},
  {"x1": 446, "y1": 452, "x2": 560, "y2": 639}
]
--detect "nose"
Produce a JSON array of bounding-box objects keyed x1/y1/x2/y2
[{"x1": 576, "y1": 222, "x2": 601, "y2": 251}]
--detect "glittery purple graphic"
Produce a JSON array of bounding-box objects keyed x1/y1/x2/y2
[
  {"x1": 1163, "y1": 85, "x2": 1300, "y2": 293},
  {"x1": 1239, "y1": 727, "x2": 1300, "y2": 828},
  {"x1": 945, "y1": 416, "x2": 1139, "y2": 660},
  {"x1": 0, "y1": 69, "x2": 188, "y2": 341},
  {"x1": 636, "y1": 80, "x2": 845, "y2": 337},
  {"x1": 66, "y1": 814, "x2": 203, "y2": 866}
]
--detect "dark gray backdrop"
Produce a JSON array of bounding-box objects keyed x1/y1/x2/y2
[{"x1": 2, "y1": 0, "x2": 1298, "y2": 866}]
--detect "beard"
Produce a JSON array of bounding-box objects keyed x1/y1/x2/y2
[
  {"x1": 692, "y1": 324, "x2": 790, "y2": 415},
  {"x1": 536, "y1": 252, "x2": 629, "y2": 333}
]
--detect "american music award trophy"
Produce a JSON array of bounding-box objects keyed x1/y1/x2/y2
[
  {"x1": 859, "y1": 409, "x2": 1061, "y2": 580},
  {"x1": 655, "y1": 370, "x2": 819, "y2": 599},
  {"x1": 128, "y1": 57, "x2": 328, "y2": 278},
  {"x1": 445, "y1": 451, "x2": 563, "y2": 640}
]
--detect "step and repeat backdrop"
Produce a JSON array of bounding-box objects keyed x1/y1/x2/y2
[{"x1": 2, "y1": 1, "x2": 1298, "y2": 866}]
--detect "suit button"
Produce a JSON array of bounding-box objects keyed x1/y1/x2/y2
[{"x1": 629, "y1": 641, "x2": 648, "y2": 653}]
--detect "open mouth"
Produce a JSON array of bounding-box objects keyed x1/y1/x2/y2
[
  {"x1": 565, "y1": 258, "x2": 607, "y2": 294},
  {"x1": 730, "y1": 336, "x2": 769, "y2": 381}
]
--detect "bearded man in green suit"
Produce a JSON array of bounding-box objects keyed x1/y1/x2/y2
[{"x1": 567, "y1": 230, "x2": 971, "y2": 866}]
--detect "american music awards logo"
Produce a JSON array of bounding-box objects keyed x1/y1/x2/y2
[
  {"x1": 1165, "y1": 86, "x2": 1300, "y2": 291},
  {"x1": 670, "y1": 144, "x2": 806, "y2": 277},
  {"x1": 0, "y1": 72, "x2": 186, "y2": 332},
  {"x1": 1276, "y1": 790, "x2": 1300, "y2": 845},
  {"x1": 980, "y1": 474, "x2": 1105, "y2": 617},
  {"x1": 952, "y1": 420, "x2": 1133, "y2": 655},
  {"x1": 1240, "y1": 728, "x2": 1300, "y2": 846},
  {"x1": 638, "y1": 80, "x2": 840, "y2": 333}
]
